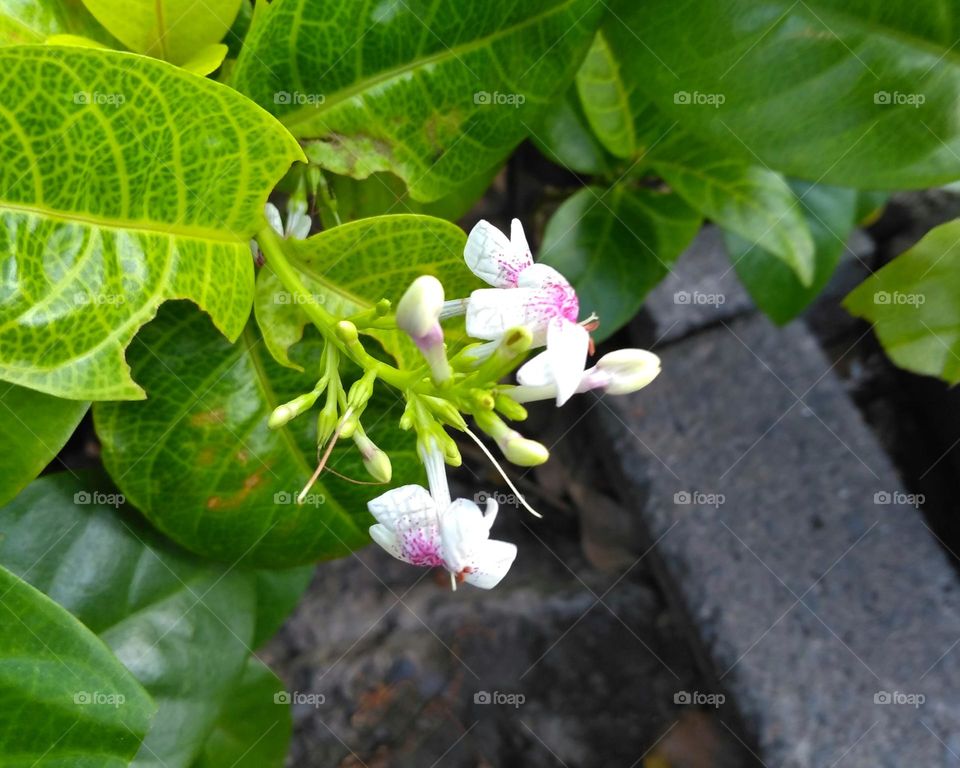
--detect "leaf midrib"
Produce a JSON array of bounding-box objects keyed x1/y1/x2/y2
[
  {"x1": 0, "y1": 201, "x2": 247, "y2": 243},
  {"x1": 280, "y1": 0, "x2": 580, "y2": 131}
]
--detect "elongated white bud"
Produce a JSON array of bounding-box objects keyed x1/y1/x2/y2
[
  {"x1": 589, "y1": 349, "x2": 661, "y2": 395},
  {"x1": 397, "y1": 276, "x2": 451, "y2": 384}
]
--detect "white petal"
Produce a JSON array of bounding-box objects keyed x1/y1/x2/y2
[
  {"x1": 264, "y1": 202, "x2": 283, "y2": 236},
  {"x1": 439, "y1": 498, "x2": 492, "y2": 574},
  {"x1": 460, "y1": 540, "x2": 518, "y2": 589},
  {"x1": 511, "y1": 218, "x2": 531, "y2": 266},
  {"x1": 367, "y1": 484, "x2": 436, "y2": 531},
  {"x1": 286, "y1": 209, "x2": 312, "y2": 239},
  {"x1": 516, "y1": 350, "x2": 554, "y2": 387},
  {"x1": 464, "y1": 220, "x2": 533, "y2": 288},
  {"x1": 517, "y1": 263, "x2": 570, "y2": 290},
  {"x1": 369, "y1": 524, "x2": 404, "y2": 560},
  {"x1": 465, "y1": 287, "x2": 545, "y2": 341},
  {"x1": 547, "y1": 319, "x2": 589, "y2": 406}
]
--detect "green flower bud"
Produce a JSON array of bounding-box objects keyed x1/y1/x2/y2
[{"x1": 268, "y1": 390, "x2": 320, "y2": 429}]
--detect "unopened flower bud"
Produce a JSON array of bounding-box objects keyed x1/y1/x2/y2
[
  {"x1": 268, "y1": 390, "x2": 320, "y2": 429},
  {"x1": 336, "y1": 320, "x2": 359, "y2": 345},
  {"x1": 396, "y1": 276, "x2": 444, "y2": 338},
  {"x1": 354, "y1": 432, "x2": 392, "y2": 483},
  {"x1": 501, "y1": 433, "x2": 549, "y2": 466},
  {"x1": 592, "y1": 349, "x2": 661, "y2": 395},
  {"x1": 396, "y1": 276, "x2": 451, "y2": 384}
]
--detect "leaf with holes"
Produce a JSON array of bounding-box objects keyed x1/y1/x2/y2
[
  {"x1": 540, "y1": 184, "x2": 702, "y2": 341},
  {"x1": 845, "y1": 218, "x2": 960, "y2": 384},
  {"x1": 0, "y1": 46, "x2": 303, "y2": 401},
  {"x1": 232, "y1": 0, "x2": 603, "y2": 201},
  {"x1": 254, "y1": 214, "x2": 480, "y2": 370},
  {"x1": 0, "y1": 470, "x2": 302, "y2": 767},
  {"x1": 0, "y1": 561, "x2": 155, "y2": 766},
  {"x1": 94, "y1": 305, "x2": 421, "y2": 566}
]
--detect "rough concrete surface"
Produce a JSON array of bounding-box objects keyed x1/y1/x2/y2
[{"x1": 596, "y1": 313, "x2": 960, "y2": 767}]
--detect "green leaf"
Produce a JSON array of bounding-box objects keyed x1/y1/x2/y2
[
  {"x1": 252, "y1": 566, "x2": 313, "y2": 648},
  {"x1": 0, "y1": 471, "x2": 295, "y2": 767},
  {"x1": 255, "y1": 214, "x2": 480, "y2": 370},
  {"x1": 530, "y1": 87, "x2": 613, "y2": 175},
  {"x1": 609, "y1": 0, "x2": 960, "y2": 189},
  {"x1": 0, "y1": 46, "x2": 304, "y2": 401},
  {"x1": 0, "y1": 562, "x2": 155, "y2": 766},
  {"x1": 81, "y1": 0, "x2": 242, "y2": 64},
  {"x1": 0, "y1": 384, "x2": 88, "y2": 505},
  {"x1": 651, "y1": 136, "x2": 815, "y2": 285},
  {"x1": 316, "y1": 165, "x2": 500, "y2": 228},
  {"x1": 845, "y1": 219, "x2": 960, "y2": 384},
  {"x1": 575, "y1": 29, "x2": 635, "y2": 159},
  {"x1": 94, "y1": 306, "x2": 421, "y2": 566},
  {"x1": 727, "y1": 182, "x2": 859, "y2": 324},
  {"x1": 192, "y1": 658, "x2": 291, "y2": 768},
  {"x1": 0, "y1": 0, "x2": 112, "y2": 45},
  {"x1": 540, "y1": 184, "x2": 701, "y2": 341},
  {"x1": 232, "y1": 0, "x2": 603, "y2": 201}
]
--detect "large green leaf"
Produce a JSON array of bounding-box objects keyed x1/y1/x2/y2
[
  {"x1": 845, "y1": 219, "x2": 960, "y2": 384},
  {"x1": 232, "y1": 0, "x2": 603, "y2": 201},
  {"x1": 0, "y1": 0, "x2": 111, "y2": 45},
  {"x1": 95, "y1": 306, "x2": 421, "y2": 566},
  {"x1": 540, "y1": 184, "x2": 701, "y2": 341},
  {"x1": 0, "y1": 46, "x2": 304, "y2": 401},
  {"x1": 0, "y1": 471, "x2": 295, "y2": 767},
  {"x1": 650, "y1": 136, "x2": 815, "y2": 285},
  {"x1": 611, "y1": 0, "x2": 960, "y2": 189},
  {"x1": 255, "y1": 214, "x2": 480, "y2": 370},
  {"x1": 0, "y1": 562, "x2": 155, "y2": 767},
  {"x1": 192, "y1": 658, "x2": 291, "y2": 768},
  {"x1": 0, "y1": 383, "x2": 88, "y2": 505},
  {"x1": 728, "y1": 182, "x2": 859, "y2": 324},
  {"x1": 81, "y1": 0, "x2": 241, "y2": 64}
]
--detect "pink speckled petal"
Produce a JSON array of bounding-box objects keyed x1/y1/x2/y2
[{"x1": 464, "y1": 220, "x2": 533, "y2": 288}]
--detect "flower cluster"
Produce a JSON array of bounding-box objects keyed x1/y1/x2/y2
[
  {"x1": 367, "y1": 219, "x2": 660, "y2": 589},
  {"x1": 262, "y1": 215, "x2": 659, "y2": 591}
]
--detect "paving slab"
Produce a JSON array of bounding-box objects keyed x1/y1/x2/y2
[{"x1": 595, "y1": 313, "x2": 960, "y2": 767}]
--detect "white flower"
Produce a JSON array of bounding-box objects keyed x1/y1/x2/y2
[
  {"x1": 265, "y1": 201, "x2": 312, "y2": 239},
  {"x1": 367, "y1": 440, "x2": 516, "y2": 589},
  {"x1": 462, "y1": 219, "x2": 590, "y2": 406},
  {"x1": 512, "y1": 349, "x2": 661, "y2": 404}
]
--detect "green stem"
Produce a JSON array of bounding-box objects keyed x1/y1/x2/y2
[{"x1": 257, "y1": 225, "x2": 415, "y2": 390}]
